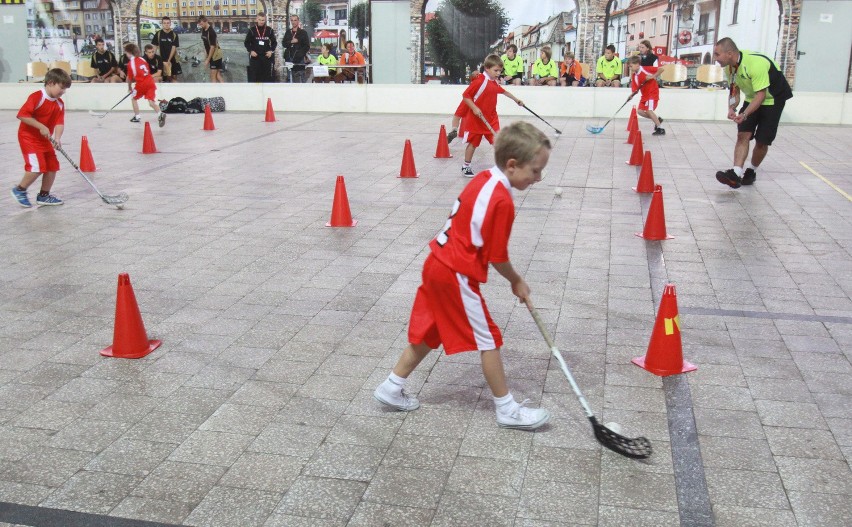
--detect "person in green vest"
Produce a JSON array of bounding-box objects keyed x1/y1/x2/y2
[
  {"x1": 712, "y1": 37, "x2": 793, "y2": 188},
  {"x1": 314, "y1": 43, "x2": 338, "y2": 83},
  {"x1": 500, "y1": 44, "x2": 524, "y2": 86},
  {"x1": 530, "y1": 46, "x2": 558, "y2": 86},
  {"x1": 595, "y1": 44, "x2": 623, "y2": 87}
]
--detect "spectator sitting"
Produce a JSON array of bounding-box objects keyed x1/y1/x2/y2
[
  {"x1": 500, "y1": 44, "x2": 524, "y2": 86},
  {"x1": 90, "y1": 38, "x2": 121, "y2": 83},
  {"x1": 637, "y1": 39, "x2": 659, "y2": 67},
  {"x1": 116, "y1": 44, "x2": 131, "y2": 81},
  {"x1": 143, "y1": 44, "x2": 164, "y2": 82},
  {"x1": 334, "y1": 40, "x2": 366, "y2": 83},
  {"x1": 314, "y1": 44, "x2": 338, "y2": 83},
  {"x1": 530, "y1": 46, "x2": 558, "y2": 86},
  {"x1": 560, "y1": 51, "x2": 583, "y2": 87},
  {"x1": 596, "y1": 44, "x2": 622, "y2": 87}
]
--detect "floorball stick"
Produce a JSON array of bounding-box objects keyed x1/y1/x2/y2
[
  {"x1": 586, "y1": 79, "x2": 651, "y2": 135},
  {"x1": 50, "y1": 138, "x2": 129, "y2": 208},
  {"x1": 88, "y1": 90, "x2": 134, "y2": 118},
  {"x1": 477, "y1": 112, "x2": 498, "y2": 136},
  {"x1": 522, "y1": 104, "x2": 562, "y2": 135},
  {"x1": 526, "y1": 299, "x2": 653, "y2": 459}
]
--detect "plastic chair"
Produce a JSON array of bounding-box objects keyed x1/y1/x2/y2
[
  {"x1": 695, "y1": 64, "x2": 725, "y2": 89},
  {"x1": 49, "y1": 61, "x2": 73, "y2": 75},
  {"x1": 75, "y1": 60, "x2": 97, "y2": 81},
  {"x1": 26, "y1": 61, "x2": 49, "y2": 82},
  {"x1": 660, "y1": 63, "x2": 689, "y2": 88}
]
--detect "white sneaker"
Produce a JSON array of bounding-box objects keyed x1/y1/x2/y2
[
  {"x1": 496, "y1": 400, "x2": 550, "y2": 430},
  {"x1": 373, "y1": 381, "x2": 420, "y2": 411}
]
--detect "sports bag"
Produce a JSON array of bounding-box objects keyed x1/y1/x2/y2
[
  {"x1": 160, "y1": 96, "x2": 188, "y2": 113},
  {"x1": 203, "y1": 96, "x2": 226, "y2": 112}
]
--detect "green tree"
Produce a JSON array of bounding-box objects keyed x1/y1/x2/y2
[
  {"x1": 426, "y1": 0, "x2": 509, "y2": 83},
  {"x1": 301, "y1": 0, "x2": 324, "y2": 31},
  {"x1": 350, "y1": 2, "x2": 370, "y2": 47}
]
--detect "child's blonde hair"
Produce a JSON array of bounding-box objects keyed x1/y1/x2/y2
[
  {"x1": 44, "y1": 68, "x2": 72, "y2": 88},
  {"x1": 540, "y1": 46, "x2": 552, "y2": 60},
  {"x1": 627, "y1": 55, "x2": 642, "y2": 65},
  {"x1": 495, "y1": 122, "x2": 551, "y2": 169},
  {"x1": 483, "y1": 54, "x2": 503, "y2": 70}
]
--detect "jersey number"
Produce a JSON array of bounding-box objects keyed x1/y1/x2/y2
[{"x1": 435, "y1": 198, "x2": 461, "y2": 246}]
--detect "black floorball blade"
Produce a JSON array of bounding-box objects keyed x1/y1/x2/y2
[{"x1": 590, "y1": 417, "x2": 653, "y2": 459}]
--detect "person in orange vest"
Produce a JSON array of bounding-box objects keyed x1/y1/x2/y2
[
  {"x1": 334, "y1": 40, "x2": 366, "y2": 83},
  {"x1": 560, "y1": 51, "x2": 583, "y2": 87}
]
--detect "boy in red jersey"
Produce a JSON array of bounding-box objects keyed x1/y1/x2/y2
[
  {"x1": 627, "y1": 55, "x2": 668, "y2": 136},
  {"x1": 124, "y1": 42, "x2": 166, "y2": 127},
  {"x1": 11, "y1": 68, "x2": 72, "y2": 208},
  {"x1": 446, "y1": 70, "x2": 481, "y2": 144},
  {"x1": 374, "y1": 122, "x2": 552, "y2": 431},
  {"x1": 460, "y1": 54, "x2": 524, "y2": 176}
]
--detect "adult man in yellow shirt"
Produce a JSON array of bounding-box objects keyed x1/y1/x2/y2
[
  {"x1": 713, "y1": 37, "x2": 792, "y2": 188},
  {"x1": 500, "y1": 44, "x2": 524, "y2": 86},
  {"x1": 596, "y1": 45, "x2": 622, "y2": 87}
]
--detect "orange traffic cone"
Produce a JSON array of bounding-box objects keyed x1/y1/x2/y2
[
  {"x1": 434, "y1": 126, "x2": 453, "y2": 159},
  {"x1": 326, "y1": 175, "x2": 358, "y2": 227},
  {"x1": 202, "y1": 104, "x2": 215, "y2": 130},
  {"x1": 141, "y1": 122, "x2": 158, "y2": 154},
  {"x1": 264, "y1": 98, "x2": 276, "y2": 122},
  {"x1": 633, "y1": 151, "x2": 656, "y2": 193},
  {"x1": 635, "y1": 184, "x2": 674, "y2": 240},
  {"x1": 633, "y1": 284, "x2": 696, "y2": 376},
  {"x1": 399, "y1": 139, "x2": 419, "y2": 178},
  {"x1": 79, "y1": 136, "x2": 97, "y2": 172},
  {"x1": 627, "y1": 106, "x2": 638, "y2": 132},
  {"x1": 627, "y1": 131, "x2": 644, "y2": 166},
  {"x1": 101, "y1": 273, "x2": 161, "y2": 359},
  {"x1": 626, "y1": 128, "x2": 637, "y2": 145}
]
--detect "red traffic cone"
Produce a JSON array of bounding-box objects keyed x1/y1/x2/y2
[
  {"x1": 633, "y1": 284, "x2": 696, "y2": 376},
  {"x1": 626, "y1": 128, "x2": 637, "y2": 145},
  {"x1": 434, "y1": 125, "x2": 453, "y2": 159},
  {"x1": 202, "y1": 104, "x2": 215, "y2": 130},
  {"x1": 627, "y1": 106, "x2": 638, "y2": 131},
  {"x1": 264, "y1": 98, "x2": 276, "y2": 122},
  {"x1": 627, "y1": 131, "x2": 644, "y2": 166},
  {"x1": 399, "y1": 139, "x2": 419, "y2": 178},
  {"x1": 633, "y1": 151, "x2": 656, "y2": 193},
  {"x1": 101, "y1": 273, "x2": 161, "y2": 359},
  {"x1": 628, "y1": 107, "x2": 639, "y2": 132},
  {"x1": 79, "y1": 136, "x2": 97, "y2": 172},
  {"x1": 635, "y1": 184, "x2": 674, "y2": 240},
  {"x1": 141, "y1": 122, "x2": 158, "y2": 154},
  {"x1": 326, "y1": 175, "x2": 358, "y2": 227}
]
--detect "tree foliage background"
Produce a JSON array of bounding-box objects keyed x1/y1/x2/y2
[
  {"x1": 426, "y1": 0, "x2": 509, "y2": 82},
  {"x1": 350, "y1": 2, "x2": 370, "y2": 47},
  {"x1": 300, "y1": 0, "x2": 325, "y2": 32}
]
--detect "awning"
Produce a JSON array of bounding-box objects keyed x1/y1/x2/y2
[{"x1": 314, "y1": 30, "x2": 338, "y2": 39}]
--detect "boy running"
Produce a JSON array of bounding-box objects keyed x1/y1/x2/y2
[
  {"x1": 374, "y1": 121, "x2": 552, "y2": 431},
  {"x1": 460, "y1": 54, "x2": 524, "y2": 177},
  {"x1": 124, "y1": 42, "x2": 166, "y2": 127},
  {"x1": 11, "y1": 68, "x2": 72, "y2": 208},
  {"x1": 627, "y1": 55, "x2": 667, "y2": 136}
]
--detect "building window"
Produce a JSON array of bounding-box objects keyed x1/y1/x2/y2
[
  {"x1": 241, "y1": 9, "x2": 246, "y2": 15},
  {"x1": 650, "y1": 18, "x2": 656, "y2": 37},
  {"x1": 189, "y1": 1, "x2": 194, "y2": 5},
  {"x1": 214, "y1": 9, "x2": 219, "y2": 15},
  {"x1": 190, "y1": 10, "x2": 195, "y2": 15},
  {"x1": 206, "y1": 0, "x2": 211, "y2": 5},
  {"x1": 661, "y1": 15, "x2": 668, "y2": 35},
  {"x1": 732, "y1": 0, "x2": 739, "y2": 24},
  {"x1": 206, "y1": 10, "x2": 211, "y2": 15},
  {"x1": 698, "y1": 13, "x2": 710, "y2": 35},
  {"x1": 334, "y1": 8, "x2": 347, "y2": 23},
  {"x1": 639, "y1": 21, "x2": 645, "y2": 36},
  {"x1": 250, "y1": 8, "x2": 255, "y2": 14}
]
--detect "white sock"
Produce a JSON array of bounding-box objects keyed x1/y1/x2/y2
[
  {"x1": 745, "y1": 162, "x2": 757, "y2": 172},
  {"x1": 494, "y1": 393, "x2": 516, "y2": 413},
  {"x1": 463, "y1": 161, "x2": 471, "y2": 168},
  {"x1": 733, "y1": 166, "x2": 744, "y2": 177},
  {"x1": 387, "y1": 372, "x2": 406, "y2": 386}
]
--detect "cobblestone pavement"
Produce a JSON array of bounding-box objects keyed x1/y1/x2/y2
[{"x1": 0, "y1": 109, "x2": 850, "y2": 526}]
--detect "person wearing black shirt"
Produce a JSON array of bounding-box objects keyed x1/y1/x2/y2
[
  {"x1": 152, "y1": 16, "x2": 181, "y2": 82},
  {"x1": 90, "y1": 38, "x2": 121, "y2": 83},
  {"x1": 244, "y1": 11, "x2": 277, "y2": 82},
  {"x1": 282, "y1": 14, "x2": 310, "y2": 83},
  {"x1": 638, "y1": 40, "x2": 659, "y2": 67},
  {"x1": 144, "y1": 44, "x2": 164, "y2": 82},
  {"x1": 199, "y1": 15, "x2": 224, "y2": 83}
]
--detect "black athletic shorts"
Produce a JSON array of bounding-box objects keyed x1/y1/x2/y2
[
  {"x1": 738, "y1": 101, "x2": 785, "y2": 146},
  {"x1": 562, "y1": 73, "x2": 579, "y2": 84},
  {"x1": 210, "y1": 59, "x2": 224, "y2": 70},
  {"x1": 508, "y1": 72, "x2": 522, "y2": 81}
]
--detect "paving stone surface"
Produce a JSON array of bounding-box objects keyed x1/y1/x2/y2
[{"x1": 0, "y1": 109, "x2": 850, "y2": 526}]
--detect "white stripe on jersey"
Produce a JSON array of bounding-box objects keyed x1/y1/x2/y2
[
  {"x1": 469, "y1": 168, "x2": 511, "y2": 247},
  {"x1": 129, "y1": 58, "x2": 138, "y2": 78},
  {"x1": 457, "y1": 272, "x2": 496, "y2": 350},
  {"x1": 27, "y1": 153, "x2": 41, "y2": 173},
  {"x1": 472, "y1": 75, "x2": 491, "y2": 102}
]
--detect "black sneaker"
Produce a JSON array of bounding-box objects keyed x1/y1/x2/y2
[
  {"x1": 741, "y1": 168, "x2": 756, "y2": 185},
  {"x1": 715, "y1": 169, "x2": 742, "y2": 189},
  {"x1": 129, "y1": 116, "x2": 141, "y2": 123},
  {"x1": 447, "y1": 129, "x2": 458, "y2": 144},
  {"x1": 461, "y1": 166, "x2": 474, "y2": 177},
  {"x1": 652, "y1": 128, "x2": 666, "y2": 136}
]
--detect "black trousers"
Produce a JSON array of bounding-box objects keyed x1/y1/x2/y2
[{"x1": 248, "y1": 57, "x2": 273, "y2": 82}]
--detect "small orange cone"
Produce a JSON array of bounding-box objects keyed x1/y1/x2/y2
[
  {"x1": 434, "y1": 126, "x2": 453, "y2": 159},
  {"x1": 399, "y1": 139, "x2": 419, "y2": 178},
  {"x1": 633, "y1": 151, "x2": 656, "y2": 193},
  {"x1": 101, "y1": 273, "x2": 161, "y2": 359},
  {"x1": 627, "y1": 106, "x2": 638, "y2": 131},
  {"x1": 79, "y1": 136, "x2": 97, "y2": 172},
  {"x1": 627, "y1": 131, "x2": 644, "y2": 166},
  {"x1": 202, "y1": 104, "x2": 215, "y2": 130},
  {"x1": 626, "y1": 128, "x2": 637, "y2": 145},
  {"x1": 141, "y1": 122, "x2": 158, "y2": 154},
  {"x1": 633, "y1": 284, "x2": 696, "y2": 376},
  {"x1": 635, "y1": 184, "x2": 674, "y2": 240},
  {"x1": 264, "y1": 98, "x2": 276, "y2": 122},
  {"x1": 326, "y1": 175, "x2": 358, "y2": 227}
]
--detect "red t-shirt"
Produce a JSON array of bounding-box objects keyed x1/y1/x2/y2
[
  {"x1": 462, "y1": 73, "x2": 505, "y2": 135},
  {"x1": 127, "y1": 56, "x2": 155, "y2": 90},
  {"x1": 429, "y1": 167, "x2": 515, "y2": 283},
  {"x1": 631, "y1": 66, "x2": 660, "y2": 101},
  {"x1": 17, "y1": 89, "x2": 65, "y2": 153}
]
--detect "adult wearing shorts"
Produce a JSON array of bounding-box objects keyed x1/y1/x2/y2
[
  {"x1": 199, "y1": 16, "x2": 224, "y2": 83},
  {"x1": 713, "y1": 37, "x2": 792, "y2": 188}
]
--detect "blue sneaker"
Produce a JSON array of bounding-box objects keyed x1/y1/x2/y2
[
  {"x1": 36, "y1": 193, "x2": 63, "y2": 206},
  {"x1": 11, "y1": 187, "x2": 31, "y2": 208}
]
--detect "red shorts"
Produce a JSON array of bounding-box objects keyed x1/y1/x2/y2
[
  {"x1": 461, "y1": 132, "x2": 495, "y2": 147},
  {"x1": 408, "y1": 254, "x2": 503, "y2": 354},
  {"x1": 133, "y1": 82, "x2": 156, "y2": 101},
  {"x1": 22, "y1": 150, "x2": 59, "y2": 173},
  {"x1": 639, "y1": 98, "x2": 658, "y2": 112},
  {"x1": 454, "y1": 101, "x2": 468, "y2": 118}
]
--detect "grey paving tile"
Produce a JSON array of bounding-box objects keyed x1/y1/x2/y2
[
  {"x1": 218, "y1": 452, "x2": 304, "y2": 493},
  {"x1": 303, "y1": 443, "x2": 384, "y2": 481},
  {"x1": 0, "y1": 447, "x2": 93, "y2": 487},
  {"x1": 363, "y1": 465, "x2": 446, "y2": 508},
  {"x1": 712, "y1": 505, "x2": 797, "y2": 527},
  {"x1": 183, "y1": 485, "x2": 282, "y2": 527},
  {"x1": 40, "y1": 470, "x2": 141, "y2": 515},
  {"x1": 347, "y1": 502, "x2": 433, "y2": 527},
  {"x1": 597, "y1": 506, "x2": 680, "y2": 527},
  {"x1": 704, "y1": 467, "x2": 790, "y2": 509},
  {"x1": 517, "y1": 480, "x2": 598, "y2": 524},
  {"x1": 85, "y1": 438, "x2": 176, "y2": 477},
  {"x1": 0, "y1": 479, "x2": 54, "y2": 506},
  {"x1": 754, "y1": 400, "x2": 828, "y2": 429},
  {"x1": 431, "y1": 492, "x2": 518, "y2": 527},
  {"x1": 275, "y1": 476, "x2": 366, "y2": 521},
  {"x1": 130, "y1": 460, "x2": 226, "y2": 505},
  {"x1": 249, "y1": 421, "x2": 329, "y2": 459},
  {"x1": 775, "y1": 456, "x2": 852, "y2": 495},
  {"x1": 167, "y1": 430, "x2": 254, "y2": 466},
  {"x1": 110, "y1": 496, "x2": 193, "y2": 525},
  {"x1": 446, "y1": 456, "x2": 525, "y2": 498},
  {"x1": 787, "y1": 490, "x2": 852, "y2": 527}
]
